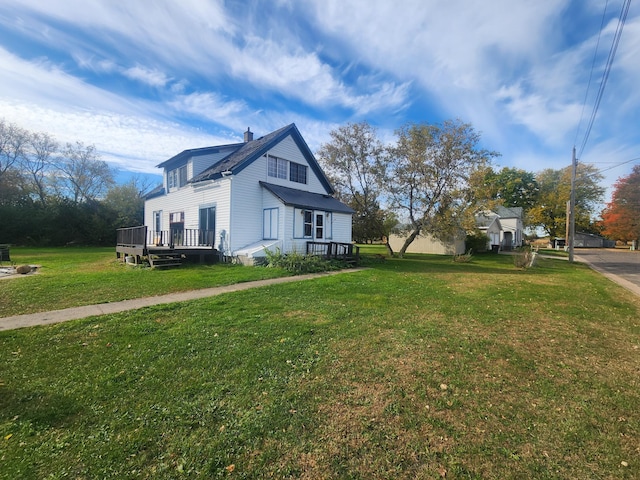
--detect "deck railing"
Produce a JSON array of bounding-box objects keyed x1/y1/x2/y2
[
  {"x1": 148, "y1": 229, "x2": 215, "y2": 249},
  {"x1": 116, "y1": 226, "x2": 215, "y2": 249},
  {"x1": 306, "y1": 241, "x2": 359, "y2": 262},
  {"x1": 116, "y1": 226, "x2": 147, "y2": 247}
]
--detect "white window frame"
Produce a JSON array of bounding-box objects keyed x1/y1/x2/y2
[
  {"x1": 294, "y1": 208, "x2": 330, "y2": 240},
  {"x1": 168, "y1": 165, "x2": 188, "y2": 190},
  {"x1": 267, "y1": 155, "x2": 287, "y2": 179},
  {"x1": 289, "y1": 162, "x2": 307, "y2": 184},
  {"x1": 263, "y1": 207, "x2": 279, "y2": 240}
]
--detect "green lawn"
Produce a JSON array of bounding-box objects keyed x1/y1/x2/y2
[
  {"x1": 1, "y1": 248, "x2": 639, "y2": 479},
  {"x1": 1, "y1": 247, "x2": 290, "y2": 317}
]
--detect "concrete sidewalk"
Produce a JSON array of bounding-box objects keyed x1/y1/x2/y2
[{"x1": 0, "y1": 269, "x2": 363, "y2": 331}]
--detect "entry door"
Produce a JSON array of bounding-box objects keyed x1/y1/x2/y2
[
  {"x1": 504, "y1": 231, "x2": 513, "y2": 250},
  {"x1": 199, "y1": 207, "x2": 215, "y2": 246},
  {"x1": 169, "y1": 212, "x2": 184, "y2": 247}
]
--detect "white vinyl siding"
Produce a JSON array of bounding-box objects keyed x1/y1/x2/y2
[{"x1": 325, "y1": 212, "x2": 333, "y2": 239}]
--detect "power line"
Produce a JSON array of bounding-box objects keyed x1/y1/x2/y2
[
  {"x1": 595, "y1": 156, "x2": 640, "y2": 174},
  {"x1": 577, "y1": 0, "x2": 631, "y2": 159},
  {"x1": 574, "y1": 0, "x2": 609, "y2": 147}
]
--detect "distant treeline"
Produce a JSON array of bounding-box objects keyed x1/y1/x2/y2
[{"x1": 0, "y1": 119, "x2": 152, "y2": 246}]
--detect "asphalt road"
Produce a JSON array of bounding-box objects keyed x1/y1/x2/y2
[{"x1": 574, "y1": 248, "x2": 640, "y2": 296}]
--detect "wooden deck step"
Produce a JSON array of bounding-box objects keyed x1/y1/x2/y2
[{"x1": 149, "y1": 252, "x2": 182, "y2": 269}]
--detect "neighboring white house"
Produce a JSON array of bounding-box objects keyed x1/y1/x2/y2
[
  {"x1": 475, "y1": 207, "x2": 524, "y2": 251},
  {"x1": 143, "y1": 124, "x2": 354, "y2": 263},
  {"x1": 475, "y1": 212, "x2": 502, "y2": 250},
  {"x1": 492, "y1": 206, "x2": 524, "y2": 249}
]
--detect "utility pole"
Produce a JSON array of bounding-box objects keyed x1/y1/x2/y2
[{"x1": 568, "y1": 146, "x2": 577, "y2": 263}]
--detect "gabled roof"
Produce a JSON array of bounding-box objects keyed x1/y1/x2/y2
[
  {"x1": 260, "y1": 182, "x2": 354, "y2": 214},
  {"x1": 494, "y1": 205, "x2": 523, "y2": 219},
  {"x1": 476, "y1": 212, "x2": 501, "y2": 231},
  {"x1": 189, "y1": 123, "x2": 335, "y2": 194}
]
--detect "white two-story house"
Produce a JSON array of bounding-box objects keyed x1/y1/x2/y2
[{"x1": 139, "y1": 123, "x2": 354, "y2": 264}]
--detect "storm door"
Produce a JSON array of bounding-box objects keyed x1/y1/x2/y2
[{"x1": 199, "y1": 206, "x2": 215, "y2": 246}]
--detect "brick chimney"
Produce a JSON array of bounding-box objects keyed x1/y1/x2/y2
[{"x1": 244, "y1": 127, "x2": 253, "y2": 142}]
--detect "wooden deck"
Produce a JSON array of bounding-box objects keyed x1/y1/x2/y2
[{"x1": 116, "y1": 226, "x2": 219, "y2": 266}]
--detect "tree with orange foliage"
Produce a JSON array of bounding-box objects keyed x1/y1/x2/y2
[{"x1": 601, "y1": 165, "x2": 640, "y2": 244}]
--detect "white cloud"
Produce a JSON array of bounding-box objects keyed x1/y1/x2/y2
[
  {"x1": 122, "y1": 65, "x2": 169, "y2": 88},
  {"x1": 169, "y1": 92, "x2": 248, "y2": 123},
  {"x1": 495, "y1": 83, "x2": 583, "y2": 146},
  {"x1": 1, "y1": 0, "x2": 410, "y2": 116}
]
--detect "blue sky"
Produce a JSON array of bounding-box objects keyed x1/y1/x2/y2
[{"x1": 1, "y1": 0, "x2": 638, "y2": 203}]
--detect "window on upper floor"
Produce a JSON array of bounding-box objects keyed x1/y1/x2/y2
[
  {"x1": 267, "y1": 155, "x2": 287, "y2": 179},
  {"x1": 289, "y1": 162, "x2": 307, "y2": 184},
  {"x1": 168, "y1": 165, "x2": 188, "y2": 189},
  {"x1": 267, "y1": 155, "x2": 307, "y2": 184}
]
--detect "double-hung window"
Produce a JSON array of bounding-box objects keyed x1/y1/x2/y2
[
  {"x1": 303, "y1": 210, "x2": 313, "y2": 237},
  {"x1": 267, "y1": 155, "x2": 307, "y2": 184},
  {"x1": 289, "y1": 162, "x2": 307, "y2": 184},
  {"x1": 168, "y1": 165, "x2": 188, "y2": 189},
  {"x1": 267, "y1": 155, "x2": 287, "y2": 179}
]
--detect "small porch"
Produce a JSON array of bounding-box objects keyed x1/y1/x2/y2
[
  {"x1": 306, "y1": 241, "x2": 360, "y2": 264},
  {"x1": 116, "y1": 226, "x2": 219, "y2": 266}
]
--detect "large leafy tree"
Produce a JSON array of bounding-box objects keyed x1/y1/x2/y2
[
  {"x1": 529, "y1": 164, "x2": 604, "y2": 238},
  {"x1": 103, "y1": 176, "x2": 154, "y2": 228},
  {"x1": 471, "y1": 166, "x2": 539, "y2": 211},
  {"x1": 317, "y1": 122, "x2": 394, "y2": 251},
  {"x1": 385, "y1": 120, "x2": 498, "y2": 256},
  {"x1": 601, "y1": 165, "x2": 640, "y2": 244}
]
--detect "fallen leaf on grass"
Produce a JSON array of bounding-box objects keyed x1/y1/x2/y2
[{"x1": 225, "y1": 464, "x2": 235, "y2": 473}]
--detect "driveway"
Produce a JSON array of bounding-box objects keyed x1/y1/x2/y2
[{"x1": 574, "y1": 248, "x2": 640, "y2": 297}]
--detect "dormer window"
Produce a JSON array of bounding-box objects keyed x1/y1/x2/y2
[{"x1": 168, "y1": 165, "x2": 188, "y2": 189}]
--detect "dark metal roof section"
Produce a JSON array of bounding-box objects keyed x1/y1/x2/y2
[
  {"x1": 156, "y1": 142, "x2": 244, "y2": 169},
  {"x1": 189, "y1": 123, "x2": 335, "y2": 194},
  {"x1": 145, "y1": 184, "x2": 165, "y2": 200},
  {"x1": 260, "y1": 182, "x2": 354, "y2": 214}
]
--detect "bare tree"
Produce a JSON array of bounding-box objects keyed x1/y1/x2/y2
[
  {"x1": 21, "y1": 131, "x2": 58, "y2": 206},
  {"x1": 0, "y1": 119, "x2": 29, "y2": 181},
  {"x1": 385, "y1": 120, "x2": 498, "y2": 256},
  {"x1": 53, "y1": 142, "x2": 115, "y2": 203}
]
